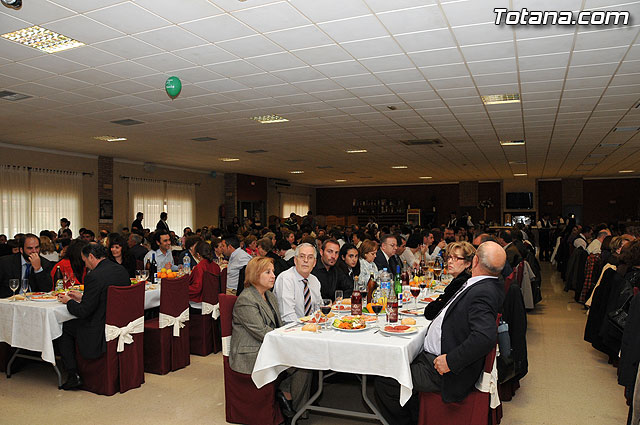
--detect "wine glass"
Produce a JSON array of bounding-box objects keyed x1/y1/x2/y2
[
  {"x1": 21, "y1": 279, "x2": 30, "y2": 299},
  {"x1": 135, "y1": 270, "x2": 142, "y2": 283},
  {"x1": 371, "y1": 292, "x2": 384, "y2": 328},
  {"x1": 312, "y1": 303, "x2": 323, "y2": 332},
  {"x1": 320, "y1": 299, "x2": 332, "y2": 330},
  {"x1": 63, "y1": 272, "x2": 69, "y2": 289},
  {"x1": 140, "y1": 270, "x2": 149, "y2": 283},
  {"x1": 334, "y1": 290, "x2": 343, "y2": 307},
  {"x1": 9, "y1": 279, "x2": 19, "y2": 301},
  {"x1": 410, "y1": 283, "x2": 421, "y2": 310}
]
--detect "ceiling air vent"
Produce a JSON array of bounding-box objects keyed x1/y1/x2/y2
[
  {"x1": 400, "y1": 139, "x2": 442, "y2": 146},
  {"x1": 111, "y1": 119, "x2": 144, "y2": 126},
  {"x1": 192, "y1": 137, "x2": 217, "y2": 142},
  {"x1": 246, "y1": 149, "x2": 267, "y2": 153},
  {"x1": 0, "y1": 90, "x2": 32, "y2": 101}
]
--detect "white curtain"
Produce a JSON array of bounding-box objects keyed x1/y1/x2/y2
[
  {"x1": 281, "y1": 193, "x2": 309, "y2": 217},
  {"x1": 129, "y1": 178, "x2": 165, "y2": 231},
  {"x1": 30, "y1": 169, "x2": 83, "y2": 235},
  {"x1": 0, "y1": 166, "x2": 30, "y2": 237},
  {"x1": 166, "y1": 182, "x2": 195, "y2": 233}
]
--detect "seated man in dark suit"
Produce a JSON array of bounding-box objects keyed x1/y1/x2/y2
[
  {"x1": 56, "y1": 243, "x2": 130, "y2": 390},
  {"x1": 311, "y1": 239, "x2": 352, "y2": 301},
  {"x1": 127, "y1": 233, "x2": 148, "y2": 262},
  {"x1": 0, "y1": 233, "x2": 53, "y2": 297},
  {"x1": 374, "y1": 241, "x2": 506, "y2": 425},
  {"x1": 499, "y1": 229, "x2": 522, "y2": 269},
  {"x1": 374, "y1": 234, "x2": 400, "y2": 277}
]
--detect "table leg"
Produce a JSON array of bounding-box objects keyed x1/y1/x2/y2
[
  {"x1": 6, "y1": 348, "x2": 19, "y2": 378},
  {"x1": 291, "y1": 371, "x2": 389, "y2": 425},
  {"x1": 6, "y1": 348, "x2": 63, "y2": 388}
]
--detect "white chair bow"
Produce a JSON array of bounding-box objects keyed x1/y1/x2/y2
[
  {"x1": 222, "y1": 335, "x2": 231, "y2": 357},
  {"x1": 201, "y1": 301, "x2": 220, "y2": 320},
  {"x1": 105, "y1": 316, "x2": 144, "y2": 353},
  {"x1": 475, "y1": 346, "x2": 500, "y2": 409},
  {"x1": 159, "y1": 308, "x2": 190, "y2": 337}
]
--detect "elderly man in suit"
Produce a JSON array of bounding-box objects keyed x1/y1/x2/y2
[
  {"x1": 374, "y1": 241, "x2": 506, "y2": 425},
  {"x1": 374, "y1": 234, "x2": 401, "y2": 277},
  {"x1": 0, "y1": 234, "x2": 53, "y2": 297},
  {"x1": 57, "y1": 242, "x2": 130, "y2": 390}
]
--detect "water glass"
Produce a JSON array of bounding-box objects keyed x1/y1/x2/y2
[
  {"x1": 334, "y1": 290, "x2": 343, "y2": 305},
  {"x1": 21, "y1": 279, "x2": 30, "y2": 297},
  {"x1": 135, "y1": 270, "x2": 142, "y2": 283},
  {"x1": 9, "y1": 279, "x2": 19, "y2": 301}
]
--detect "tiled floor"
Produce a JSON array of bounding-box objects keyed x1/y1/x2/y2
[{"x1": 0, "y1": 263, "x2": 629, "y2": 424}]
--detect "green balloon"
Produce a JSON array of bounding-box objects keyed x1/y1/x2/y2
[{"x1": 165, "y1": 76, "x2": 182, "y2": 99}]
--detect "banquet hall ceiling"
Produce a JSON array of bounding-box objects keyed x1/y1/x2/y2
[{"x1": 0, "y1": 0, "x2": 639, "y2": 186}]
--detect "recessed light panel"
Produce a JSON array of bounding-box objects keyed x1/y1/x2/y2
[
  {"x1": 335, "y1": 179, "x2": 347, "y2": 182},
  {"x1": 482, "y1": 94, "x2": 520, "y2": 105},
  {"x1": 289, "y1": 170, "x2": 304, "y2": 174},
  {"x1": 94, "y1": 136, "x2": 126, "y2": 142},
  {"x1": 500, "y1": 140, "x2": 525, "y2": 146},
  {"x1": 250, "y1": 114, "x2": 289, "y2": 124},
  {"x1": 1, "y1": 26, "x2": 84, "y2": 53},
  {"x1": 391, "y1": 165, "x2": 408, "y2": 169},
  {"x1": 614, "y1": 127, "x2": 640, "y2": 132},
  {"x1": 619, "y1": 170, "x2": 635, "y2": 173},
  {"x1": 513, "y1": 173, "x2": 528, "y2": 177},
  {"x1": 419, "y1": 176, "x2": 433, "y2": 179},
  {"x1": 346, "y1": 149, "x2": 367, "y2": 153},
  {"x1": 219, "y1": 158, "x2": 239, "y2": 162}
]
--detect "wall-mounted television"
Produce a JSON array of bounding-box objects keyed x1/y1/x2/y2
[{"x1": 506, "y1": 192, "x2": 533, "y2": 210}]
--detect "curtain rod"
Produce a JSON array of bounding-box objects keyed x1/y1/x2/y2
[
  {"x1": 1, "y1": 164, "x2": 93, "y2": 176},
  {"x1": 119, "y1": 175, "x2": 200, "y2": 186}
]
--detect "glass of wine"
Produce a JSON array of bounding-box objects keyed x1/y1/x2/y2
[
  {"x1": 9, "y1": 279, "x2": 19, "y2": 301},
  {"x1": 140, "y1": 270, "x2": 149, "y2": 283},
  {"x1": 312, "y1": 303, "x2": 323, "y2": 332},
  {"x1": 320, "y1": 299, "x2": 332, "y2": 330},
  {"x1": 334, "y1": 290, "x2": 343, "y2": 308},
  {"x1": 371, "y1": 292, "x2": 384, "y2": 328},
  {"x1": 135, "y1": 270, "x2": 142, "y2": 283},
  {"x1": 21, "y1": 279, "x2": 30, "y2": 299},
  {"x1": 62, "y1": 272, "x2": 69, "y2": 289},
  {"x1": 410, "y1": 283, "x2": 421, "y2": 310}
]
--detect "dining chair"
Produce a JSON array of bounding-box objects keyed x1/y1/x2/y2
[
  {"x1": 219, "y1": 294, "x2": 283, "y2": 425},
  {"x1": 189, "y1": 270, "x2": 220, "y2": 355},
  {"x1": 76, "y1": 283, "x2": 145, "y2": 395},
  {"x1": 143, "y1": 275, "x2": 190, "y2": 375}
]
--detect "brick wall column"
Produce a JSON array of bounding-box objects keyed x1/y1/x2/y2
[{"x1": 98, "y1": 156, "x2": 113, "y2": 232}]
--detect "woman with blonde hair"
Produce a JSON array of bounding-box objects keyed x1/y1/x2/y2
[
  {"x1": 424, "y1": 241, "x2": 475, "y2": 320},
  {"x1": 39, "y1": 235, "x2": 59, "y2": 262},
  {"x1": 358, "y1": 239, "x2": 379, "y2": 281}
]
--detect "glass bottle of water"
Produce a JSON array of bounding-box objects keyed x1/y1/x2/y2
[{"x1": 183, "y1": 254, "x2": 191, "y2": 274}]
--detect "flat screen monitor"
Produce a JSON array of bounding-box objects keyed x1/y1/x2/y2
[{"x1": 506, "y1": 192, "x2": 533, "y2": 210}]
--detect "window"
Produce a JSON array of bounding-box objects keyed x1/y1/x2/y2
[
  {"x1": 128, "y1": 178, "x2": 195, "y2": 233},
  {"x1": 280, "y1": 192, "x2": 309, "y2": 217},
  {"x1": 0, "y1": 166, "x2": 83, "y2": 236}
]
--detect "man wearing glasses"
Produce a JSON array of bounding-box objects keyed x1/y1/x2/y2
[
  {"x1": 274, "y1": 243, "x2": 322, "y2": 324},
  {"x1": 375, "y1": 234, "x2": 401, "y2": 277}
]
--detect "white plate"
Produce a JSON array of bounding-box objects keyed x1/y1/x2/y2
[
  {"x1": 297, "y1": 316, "x2": 330, "y2": 324},
  {"x1": 399, "y1": 309, "x2": 423, "y2": 316},
  {"x1": 379, "y1": 326, "x2": 418, "y2": 336},
  {"x1": 30, "y1": 297, "x2": 59, "y2": 302}
]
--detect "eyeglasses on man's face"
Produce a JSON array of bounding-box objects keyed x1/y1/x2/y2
[{"x1": 297, "y1": 254, "x2": 315, "y2": 262}]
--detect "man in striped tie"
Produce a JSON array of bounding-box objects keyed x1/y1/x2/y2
[{"x1": 274, "y1": 242, "x2": 322, "y2": 324}]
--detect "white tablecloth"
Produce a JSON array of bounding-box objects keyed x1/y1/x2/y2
[
  {"x1": 0, "y1": 287, "x2": 161, "y2": 365},
  {"x1": 252, "y1": 316, "x2": 430, "y2": 406}
]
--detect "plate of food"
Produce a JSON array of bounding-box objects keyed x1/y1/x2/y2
[
  {"x1": 341, "y1": 314, "x2": 377, "y2": 323},
  {"x1": 418, "y1": 295, "x2": 440, "y2": 303},
  {"x1": 399, "y1": 308, "x2": 423, "y2": 316},
  {"x1": 331, "y1": 303, "x2": 351, "y2": 312},
  {"x1": 31, "y1": 294, "x2": 59, "y2": 302},
  {"x1": 298, "y1": 313, "x2": 334, "y2": 324},
  {"x1": 379, "y1": 324, "x2": 418, "y2": 336},
  {"x1": 331, "y1": 316, "x2": 367, "y2": 331}
]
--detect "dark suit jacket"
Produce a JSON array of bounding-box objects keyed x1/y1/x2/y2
[
  {"x1": 0, "y1": 253, "x2": 53, "y2": 298},
  {"x1": 504, "y1": 243, "x2": 522, "y2": 269},
  {"x1": 312, "y1": 261, "x2": 353, "y2": 301},
  {"x1": 65, "y1": 259, "x2": 130, "y2": 359},
  {"x1": 156, "y1": 220, "x2": 170, "y2": 232},
  {"x1": 374, "y1": 249, "x2": 401, "y2": 276},
  {"x1": 129, "y1": 244, "x2": 148, "y2": 262},
  {"x1": 266, "y1": 251, "x2": 289, "y2": 278},
  {"x1": 131, "y1": 219, "x2": 144, "y2": 235},
  {"x1": 438, "y1": 276, "x2": 504, "y2": 402}
]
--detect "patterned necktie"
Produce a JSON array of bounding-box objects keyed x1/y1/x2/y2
[{"x1": 303, "y1": 278, "x2": 311, "y2": 316}]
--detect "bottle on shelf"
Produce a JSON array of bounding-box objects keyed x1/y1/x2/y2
[{"x1": 54, "y1": 266, "x2": 64, "y2": 291}]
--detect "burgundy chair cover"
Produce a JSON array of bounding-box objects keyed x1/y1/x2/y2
[
  {"x1": 77, "y1": 283, "x2": 145, "y2": 395},
  {"x1": 144, "y1": 275, "x2": 190, "y2": 375},
  {"x1": 220, "y1": 267, "x2": 228, "y2": 293},
  {"x1": 219, "y1": 294, "x2": 283, "y2": 425},
  {"x1": 189, "y1": 270, "x2": 220, "y2": 355}
]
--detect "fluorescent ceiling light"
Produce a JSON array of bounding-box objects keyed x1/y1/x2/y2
[
  {"x1": 614, "y1": 127, "x2": 639, "y2": 132},
  {"x1": 419, "y1": 176, "x2": 433, "y2": 179},
  {"x1": 94, "y1": 136, "x2": 127, "y2": 142},
  {"x1": 619, "y1": 170, "x2": 635, "y2": 173},
  {"x1": 1, "y1": 25, "x2": 84, "y2": 53},
  {"x1": 481, "y1": 94, "x2": 520, "y2": 105},
  {"x1": 289, "y1": 170, "x2": 304, "y2": 174},
  {"x1": 335, "y1": 179, "x2": 347, "y2": 182},
  {"x1": 391, "y1": 165, "x2": 408, "y2": 169},
  {"x1": 513, "y1": 173, "x2": 528, "y2": 177},
  {"x1": 509, "y1": 160, "x2": 527, "y2": 165},
  {"x1": 219, "y1": 158, "x2": 239, "y2": 162},
  {"x1": 346, "y1": 149, "x2": 367, "y2": 153},
  {"x1": 250, "y1": 114, "x2": 288, "y2": 124},
  {"x1": 500, "y1": 140, "x2": 525, "y2": 146}
]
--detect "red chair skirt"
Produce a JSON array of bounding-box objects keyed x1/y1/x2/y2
[
  {"x1": 189, "y1": 311, "x2": 214, "y2": 356},
  {"x1": 144, "y1": 317, "x2": 190, "y2": 375},
  {"x1": 419, "y1": 391, "x2": 491, "y2": 425}
]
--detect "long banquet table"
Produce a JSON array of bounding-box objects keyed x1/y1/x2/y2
[
  {"x1": 252, "y1": 314, "x2": 431, "y2": 424},
  {"x1": 0, "y1": 287, "x2": 161, "y2": 386}
]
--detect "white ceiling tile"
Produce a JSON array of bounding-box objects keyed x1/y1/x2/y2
[
  {"x1": 86, "y1": 3, "x2": 171, "y2": 34},
  {"x1": 205, "y1": 60, "x2": 263, "y2": 77},
  {"x1": 516, "y1": 34, "x2": 575, "y2": 57},
  {"x1": 452, "y1": 23, "x2": 513, "y2": 46},
  {"x1": 365, "y1": 0, "x2": 437, "y2": 13},
  {"x1": 430, "y1": 76, "x2": 474, "y2": 90},
  {"x1": 0, "y1": 62, "x2": 55, "y2": 82},
  {"x1": 65, "y1": 68, "x2": 121, "y2": 85},
  {"x1": 341, "y1": 37, "x2": 402, "y2": 59},
  {"x1": 521, "y1": 80, "x2": 564, "y2": 93},
  {"x1": 568, "y1": 62, "x2": 619, "y2": 78},
  {"x1": 409, "y1": 48, "x2": 464, "y2": 67},
  {"x1": 102, "y1": 79, "x2": 154, "y2": 95},
  {"x1": 45, "y1": 14, "x2": 124, "y2": 44},
  {"x1": 167, "y1": 66, "x2": 222, "y2": 84},
  {"x1": 478, "y1": 84, "x2": 520, "y2": 95},
  {"x1": 376, "y1": 68, "x2": 424, "y2": 84},
  {"x1": 310, "y1": 89, "x2": 353, "y2": 101},
  {"x1": 377, "y1": 5, "x2": 447, "y2": 34},
  {"x1": 313, "y1": 60, "x2": 370, "y2": 77},
  {"x1": 319, "y1": 15, "x2": 388, "y2": 43},
  {"x1": 419, "y1": 63, "x2": 469, "y2": 80},
  {"x1": 467, "y1": 57, "x2": 517, "y2": 74},
  {"x1": 94, "y1": 37, "x2": 163, "y2": 60},
  {"x1": 218, "y1": 35, "x2": 282, "y2": 58},
  {"x1": 172, "y1": 45, "x2": 238, "y2": 66},
  {"x1": 180, "y1": 14, "x2": 256, "y2": 43},
  {"x1": 22, "y1": 55, "x2": 86, "y2": 75},
  {"x1": 333, "y1": 73, "x2": 380, "y2": 88},
  {"x1": 37, "y1": 75, "x2": 92, "y2": 91},
  {"x1": 134, "y1": 26, "x2": 206, "y2": 51},
  {"x1": 461, "y1": 41, "x2": 514, "y2": 62},
  {"x1": 7, "y1": 82, "x2": 63, "y2": 98},
  {"x1": 474, "y1": 72, "x2": 518, "y2": 86},
  {"x1": 395, "y1": 29, "x2": 456, "y2": 53},
  {"x1": 437, "y1": 87, "x2": 479, "y2": 98},
  {"x1": 9, "y1": 1, "x2": 75, "y2": 25},
  {"x1": 292, "y1": 44, "x2": 352, "y2": 65},
  {"x1": 233, "y1": 2, "x2": 310, "y2": 33},
  {"x1": 289, "y1": 0, "x2": 371, "y2": 22},
  {"x1": 272, "y1": 67, "x2": 326, "y2": 83},
  {"x1": 51, "y1": 0, "x2": 125, "y2": 14},
  {"x1": 575, "y1": 26, "x2": 638, "y2": 50},
  {"x1": 611, "y1": 73, "x2": 640, "y2": 86},
  {"x1": 518, "y1": 52, "x2": 569, "y2": 71},
  {"x1": 520, "y1": 67, "x2": 566, "y2": 82},
  {"x1": 266, "y1": 25, "x2": 334, "y2": 51},
  {"x1": 55, "y1": 45, "x2": 123, "y2": 67},
  {"x1": 0, "y1": 38, "x2": 45, "y2": 62},
  {"x1": 97, "y1": 61, "x2": 156, "y2": 79},
  {"x1": 0, "y1": 7, "x2": 33, "y2": 33},
  {"x1": 351, "y1": 85, "x2": 393, "y2": 97},
  {"x1": 136, "y1": 0, "x2": 223, "y2": 24},
  {"x1": 246, "y1": 52, "x2": 307, "y2": 72},
  {"x1": 360, "y1": 54, "x2": 415, "y2": 72},
  {"x1": 442, "y1": 0, "x2": 509, "y2": 26},
  {"x1": 390, "y1": 82, "x2": 434, "y2": 94},
  {"x1": 571, "y1": 46, "x2": 628, "y2": 66},
  {"x1": 294, "y1": 78, "x2": 343, "y2": 92},
  {"x1": 195, "y1": 78, "x2": 249, "y2": 93},
  {"x1": 233, "y1": 73, "x2": 285, "y2": 88},
  {"x1": 75, "y1": 85, "x2": 127, "y2": 100},
  {"x1": 565, "y1": 76, "x2": 611, "y2": 90},
  {"x1": 134, "y1": 53, "x2": 196, "y2": 73}
]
